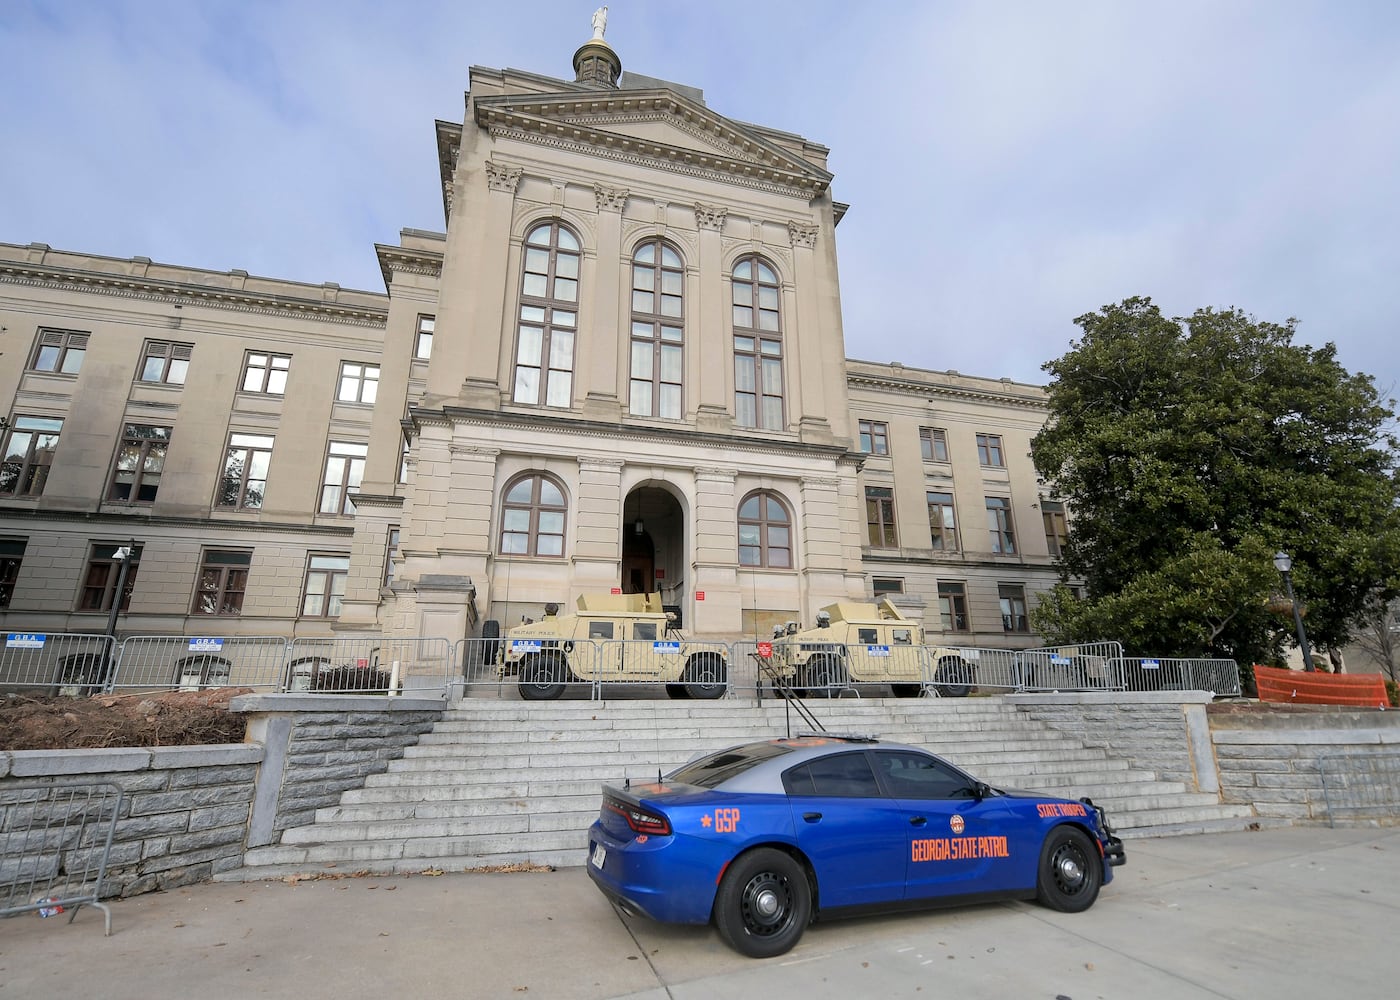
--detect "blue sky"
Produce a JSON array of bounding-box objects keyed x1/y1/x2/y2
[{"x1": 3, "y1": 0, "x2": 1397, "y2": 406}]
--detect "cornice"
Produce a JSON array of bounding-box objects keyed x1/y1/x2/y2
[
  {"x1": 374, "y1": 244, "x2": 444, "y2": 290},
  {"x1": 845, "y1": 370, "x2": 1049, "y2": 411},
  {"x1": 0, "y1": 260, "x2": 387, "y2": 329},
  {"x1": 414, "y1": 404, "x2": 851, "y2": 463},
  {"x1": 0, "y1": 504, "x2": 356, "y2": 538},
  {"x1": 436, "y1": 119, "x2": 463, "y2": 225}
]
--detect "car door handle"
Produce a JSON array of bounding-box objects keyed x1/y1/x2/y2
[
  {"x1": 909, "y1": 816, "x2": 927, "y2": 827},
  {"x1": 803, "y1": 812, "x2": 822, "y2": 823}
]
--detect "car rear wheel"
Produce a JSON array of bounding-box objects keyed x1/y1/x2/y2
[
  {"x1": 933, "y1": 656, "x2": 973, "y2": 698},
  {"x1": 1035, "y1": 826, "x2": 1101, "y2": 913},
  {"x1": 684, "y1": 654, "x2": 727, "y2": 699},
  {"x1": 714, "y1": 848, "x2": 811, "y2": 958},
  {"x1": 518, "y1": 654, "x2": 568, "y2": 700}
]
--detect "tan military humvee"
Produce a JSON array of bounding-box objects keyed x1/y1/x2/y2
[
  {"x1": 771, "y1": 598, "x2": 976, "y2": 697},
  {"x1": 497, "y1": 592, "x2": 729, "y2": 701}
]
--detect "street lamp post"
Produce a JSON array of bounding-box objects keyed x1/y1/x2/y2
[
  {"x1": 1273, "y1": 551, "x2": 1315, "y2": 672},
  {"x1": 103, "y1": 543, "x2": 136, "y2": 690}
]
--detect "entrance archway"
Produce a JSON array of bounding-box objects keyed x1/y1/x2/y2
[{"x1": 623, "y1": 485, "x2": 685, "y2": 621}]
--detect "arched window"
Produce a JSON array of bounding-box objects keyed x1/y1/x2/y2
[
  {"x1": 500, "y1": 474, "x2": 567, "y2": 557},
  {"x1": 513, "y1": 221, "x2": 581, "y2": 408},
  {"x1": 629, "y1": 239, "x2": 684, "y2": 419},
  {"x1": 731, "y1": 255, "x2": 784, "y2": 430},
  {"x1": 738, "y1": 490, "x2": 792, "y2": 568}
]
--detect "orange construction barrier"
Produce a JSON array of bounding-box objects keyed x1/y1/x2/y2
[{"x1": 1251, "y1": 663, "x2": 1389, "y2": 708}]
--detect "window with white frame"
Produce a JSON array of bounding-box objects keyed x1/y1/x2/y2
[
  {"x1": 414, "y1": 315, "x2": 435, "y2": 360},
  {"x1": 513, "y1": 222, "x2": 580, "y2": 408},
  {"x1": 337, "y1": 362, "x2": 379, "y2": 403},
  {"x1": 320, "y1": 441, "x2": 367, "y2": 515},
  {"x1": 629, "y1": 239, "x2": 685, "y2": 419},
  {"x1": 242, "y1": 352, "x2": 291, "y2": 395}
]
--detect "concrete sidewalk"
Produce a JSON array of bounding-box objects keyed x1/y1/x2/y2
[{"x1": 2, "y1": 826, "x2": 1397, "y2": 999}]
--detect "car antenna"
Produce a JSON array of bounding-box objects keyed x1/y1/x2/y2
[{"x1": 657, "y1": 767, "x2": 663, "y2": 783}]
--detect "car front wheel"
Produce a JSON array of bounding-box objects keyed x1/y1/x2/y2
[
  {"x1": 1035, "y1": 826, "x2": 1101, "y2": 912},
  {"x1": 714, "y1": 848, "x2": 811, "y2": 958}
]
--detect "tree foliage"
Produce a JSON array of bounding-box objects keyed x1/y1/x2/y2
[{"x1": 1030, "y1": 297, "x2": 1400, "y2": 663}]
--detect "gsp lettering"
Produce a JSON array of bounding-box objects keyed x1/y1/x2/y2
[
  {"x1": 911, "y1": 836, "x2": 1011, "y2": 862},
  {"x1": 713, "y1": 808, "x2": 740, "y2": 833}
]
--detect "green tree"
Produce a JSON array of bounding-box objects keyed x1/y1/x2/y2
[{"x1": 1030, "y1": 297, "x2": 1400, "y2": 664}]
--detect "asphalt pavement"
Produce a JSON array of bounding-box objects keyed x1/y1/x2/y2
[{"x1": 2, "y1": 826, "x2": 1397, "y2": 999}]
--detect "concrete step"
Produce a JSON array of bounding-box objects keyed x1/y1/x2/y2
[
  {"x1": 1108, "y1": 801, "x2": 1256, "y2": 831},
  {"x1": 1118, "y1": 816, "x2": 1290, "y2": 839},
  {"x1": 314, "y1": 797, "x2": 598, "y2": 824}
]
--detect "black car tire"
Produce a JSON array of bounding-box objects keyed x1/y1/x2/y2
[
  {"x1": 1035, "y1": 826, "x2": 1101, "y2": 913},
  {"x1": 480, "y1": 619, "x2": 501, "y2": 664},
  {"x1": 665, "y1": 683, "x2": 691, "y2": 699},
  {"x1": 518, "y1": 654, "x2": 567, "y2": 701},
  {"x1": 932, "y1": 656, "x2": 973, "y2": 698},
  {"x1": 684, "y1": 653, "x2": 727, "y2": 699},
  {"x1": 714, "y1": 848, "x2": 811, "y2": 958}
]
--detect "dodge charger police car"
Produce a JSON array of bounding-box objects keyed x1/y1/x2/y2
[{"x1": 587, "y1": 734, "x2": 1125, "y2": 958}]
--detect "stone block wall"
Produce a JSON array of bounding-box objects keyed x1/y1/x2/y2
[
  {"x1": 0, "y1": 745, "x2": 262, "y2": 896},
  {"x1": 1208, "y1": 704, "x2": 1400, "y2": 822},
  {"x1": 233, "y1": 694, "x2": 443, "y2": 842},
  {"x1": 1008, "y1": 692, "x2": 1212, "y2": 788}
]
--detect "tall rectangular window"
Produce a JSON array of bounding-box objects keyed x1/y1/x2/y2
[
  {"x1": 976, "y1": 433, "x2": 1005, "y2": 468},
  {"x1": 301, "y1": 554, "x2": 349, "y2": 617},
  {"x1": 30, "y1": 329, "x2": 88, "y2": 374},
  {"x1": 927, "y1": 491, "x2": 959, "y2": 551},
  {"x1": 999, "y1": 584, "x2": 1029, "y2": 632},
  {"x1": 414, "y1": 315, "x2": 435, "y2": 360},
  {"x1": 384, "y1": 527, "x2": 400, "y2": 587},
  {"x1": 320, "y1": 441, "x2": 368, "y2": 515},
  {"x1": 337, "y1": 362, "x2": 379, "y2": 403},
  {"x1": 218, "y1": 433, "x2": 274, "y2": 509},
  {"x1": 193, "y1": 550, "x2": 251, "y2": 615},
  {"x1": 1042, "y1": 500, "x2": 1068, "y2": 557},
  {"x1": 78, "y1": 543, "x2": 141, "y2": 612},
  {"x1": 138, "y1": 340, "x2": 191, "y2": 384},
  {"x1": 629, "y1": 240, "x2": 685, "y2": 419},
  {"x1": 108, "y1": 424, "x2": 171, "y2": 503},
  {"x1": 0, "y1": 415, "x2": 63, "y2": 497},
  {"x1": 858, "y1": 420, "x2": 889, "y2": 455},
  {"x1": 937, "y1": 581, "x2": 970, "y2": 632},
  {"x1": 0, "y1": 539, "x2": 25, "y2": 608},
  {"x1": 241, "y1": 352, "x2": 291, "y2": 394},
  {"x1": 865, "y1": 486, "x2": 897, "y2": 548},
  {"x1": 920, "y1": 427, "x2": 949, "y2": 462},
  {"x1": 986, "y1": 496, "x2": 1016, "y2": 554},
  {"x1": 513, "y1": 222, "x2": 579, "y2": 408},
  {"x1": 732, "y1": 256, "x2": 784, "y2": 430}
]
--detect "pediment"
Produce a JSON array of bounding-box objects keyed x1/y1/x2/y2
[{"x1": 473, "y1": 89, "x2": 831, "y2": 195}]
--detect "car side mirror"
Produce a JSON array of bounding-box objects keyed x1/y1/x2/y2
[{"x1": 972, "y1": 781, "x2": 991, "y2": 802}]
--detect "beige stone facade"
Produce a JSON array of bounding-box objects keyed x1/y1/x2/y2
[{"x1": 0, "y1": 37, "x2": 1064, "y2": 649}]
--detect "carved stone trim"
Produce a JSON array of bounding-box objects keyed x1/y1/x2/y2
[
  {"x1": 594, "y1": 184, "x2": 629, "y2": 213},
  {"x1": 788, "y1": 222, "x2": 819, "y2": 249},
  {"x1": 695, "y1": 203, "x2": 728, "y2": 231},
  {"x1": 485, "y1": 160, "x2": 523, "y2": 194}
]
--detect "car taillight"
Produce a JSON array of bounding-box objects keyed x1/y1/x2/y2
[{"x1": 605, "y1": 796, "x2": 672, "y2": 836}]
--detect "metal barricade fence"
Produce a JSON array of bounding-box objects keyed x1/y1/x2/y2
[
  {"x1": 1, "y1": 781, "x2": 121, "y2": 935},
  {"x1": 109, "y1": 636, "x2": 291, "y2": 693},
  {"x1": 595, "y1": 639, "x2": 732, "y2": 697},
  {"x1": 1319, "y1": 752, "x2": 1400, "y2": 827},
  {"x1": 285, "y1": 637, "x2": 452, "y2": 695},
  {"x1": 0, "y1": 633, "x2": 115, "y2": 695},
  {"x1": 940, "y1": 647, "x2": 1020, "y2": 693},
  {"x1": 499, "y1": 636, "x2": 598, "y2": 699},
  {"x1": 457, "y1": 637, "x2": 505, "y2": 690},
  {"x1": 1110, "y1": 657, "x2": 1242, "y2": 696}
]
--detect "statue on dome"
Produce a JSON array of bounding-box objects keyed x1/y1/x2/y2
[{"x1": 591, "y1": 6, "x2": 608, "y2": 40}]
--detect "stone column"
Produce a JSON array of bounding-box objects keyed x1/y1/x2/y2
[
  {"x1": 691, "y1": 466, "x2": 741, "y2": 636},
  {"x1": 573, "y1": 458, "x2": 624, "y2": 592},
  {"x1": 787, "y1": 221, "x2": 834, "y2": 444},
  {"x1": 582, "y1": 185, "x2": 628, "y2": 421},
  {"x1": 692, "y1": 203, "x2": 732, "y2": 433}
]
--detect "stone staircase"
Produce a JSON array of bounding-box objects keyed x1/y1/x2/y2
[{"x1": 224, "y1": 698, "x2": 1259, "y2": 880}]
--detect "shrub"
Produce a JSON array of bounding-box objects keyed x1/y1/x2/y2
[
  {"x1": 310, "y1": 666, "x2": 393, "y2": 694},
  {"x1": 1385, "y1": 679, "x2": 1399, "y2": 708}
]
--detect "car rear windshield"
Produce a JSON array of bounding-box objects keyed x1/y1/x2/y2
[{"x1": 669, "y1": 742, "x2": 795, "y2": 788}]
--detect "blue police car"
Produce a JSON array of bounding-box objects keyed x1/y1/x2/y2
[{"x1": 587, "y1": 734, "x2": 1126, "y2": 958}]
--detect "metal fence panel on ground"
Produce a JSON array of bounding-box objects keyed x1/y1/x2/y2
[
  {"x1": 0, "y1": 633, "x2": 114, "y2": 695},
  {"x1": 1319, "y1": 752, "x2": 1400, "y2": 827},
  {"x1": 110, "y1": 636, "x2": 291, "y2": 692},
  {"x1": 286, "y1": 637, "x2": 452, "y2": 694},
  {"x1": 0, "y1": 782, "x2": 120, "y2": 935}
]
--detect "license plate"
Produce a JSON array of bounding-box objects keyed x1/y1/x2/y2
[{"x1": 591, "y1": 843, "x2": 606, "y2": 869}]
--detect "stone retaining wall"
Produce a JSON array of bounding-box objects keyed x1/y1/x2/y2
[
  {"x1": 1208, "y1": 704, "x2": 1400, "y2": 822},
  {"x1": 1007, "y1": 692, "x2": 1216, "y2": 791},
  {"x1": 0, "y1": 744, "x2": 262, "y2": 895},
  {"x1": 232, "y1": 694, "x2": 444, "y2": 844}
]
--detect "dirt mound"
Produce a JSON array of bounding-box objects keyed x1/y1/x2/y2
[{"x1": 0, "y1": 688, "x2": 251, "y2": 750}]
